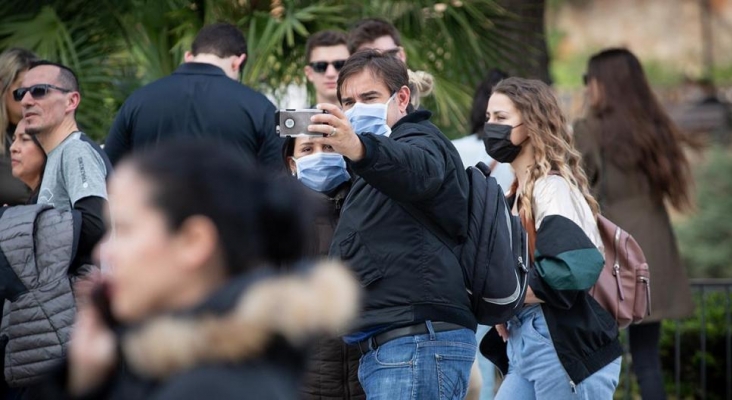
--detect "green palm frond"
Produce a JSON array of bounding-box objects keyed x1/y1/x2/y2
[{"x1": 1, "y1": 0, "x2": 537, "y2": 141}]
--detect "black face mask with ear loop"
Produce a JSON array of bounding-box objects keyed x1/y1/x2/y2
[{"x1": 482, "y1": 123, "x2": 525, "y2": 163}]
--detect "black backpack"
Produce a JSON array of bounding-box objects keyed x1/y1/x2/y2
[{"x1": 401, "y1": 162, "x2": 529, "y2": 325}]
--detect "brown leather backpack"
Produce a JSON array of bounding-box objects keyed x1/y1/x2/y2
[{"x1": 589, "y1": 215, "x2": 651, "y2": 329}]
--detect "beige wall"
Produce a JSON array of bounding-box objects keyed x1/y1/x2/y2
[{"x1": 548, "y1": 0, "x2": 732, "y2": 77}]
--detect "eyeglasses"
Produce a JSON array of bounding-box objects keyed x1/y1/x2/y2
[
  {"x1": 309, "y1": 60, "x2": 347, "y2": 73},
  {"x1": 12, "y1": 84, "x2": 72, "y2": 101}
]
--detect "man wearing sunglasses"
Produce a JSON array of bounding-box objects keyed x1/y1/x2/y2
[
  {"x1": 104, "y1": 23, "x2": 283, "y2": 170},
  {"x1": 347, "y1": 18, "x2": 407, "y2": 64},
  {"x1": 304, "y1": 30, "x2": 350, "y2": 106},
  {"x1": 15, "y1": 60, "x2": 111, "y2": 273}
]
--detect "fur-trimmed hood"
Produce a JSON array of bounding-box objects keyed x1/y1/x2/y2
[{"x1": 121, "y1": 261, "x2": 360, "y2": 380}]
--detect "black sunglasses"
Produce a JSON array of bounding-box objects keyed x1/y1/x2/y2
[
  {"x1": 12, "y1": 84, "x2": 72, "y2": 102},
  {"x1": 309, "y1": 60, "x2": 347, "y2": 73}
]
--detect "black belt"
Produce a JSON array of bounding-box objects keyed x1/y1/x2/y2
[{"x1": 356, "y1": 321, "x2": 464, "y2": 354}]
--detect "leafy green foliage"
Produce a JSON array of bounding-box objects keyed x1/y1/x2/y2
[
  {"x1": 675, "y1": 149, "x2": 732, "y2": 278},
  {"x1": 659, "y1": 290, "x2": 732, "y2": 400},
  {"x1": 1, "y1": 0, "x2": 524, "y2": 141}
]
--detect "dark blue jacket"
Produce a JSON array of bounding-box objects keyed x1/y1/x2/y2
[
  {"x1": 330, "y1": 110, "x2": 476, "y2": 334},
  {"x1": 104, "y1": 63, "x2": 283, "y2": 170}
]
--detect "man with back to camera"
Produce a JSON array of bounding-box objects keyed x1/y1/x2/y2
[
  {"x1": 304, "y1": 30, "x2": 350, "y2": 106},
  {"x1": 16, "y1": 60, "x2": 111, "y2": 267},
  {"x1": 307, "y1": 50, "x2": 476, "y2": 399},
  {"x1": 104, "y1": 22, "x2": 284, "y2": 170}
]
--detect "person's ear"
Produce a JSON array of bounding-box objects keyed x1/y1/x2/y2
[
  {"x1": 66, "y1": 92, "x2": 81, "y2": 114},
  {"x1": 304, "y1": 65, "x2": 315, "y2": 83},
  {"x1": 174, "y1": 216, "x2": 219, "y2": 272},
  {"x1": 288, "y1": 156, "x2": 297, "y2": 176},
  {"x1": 396, "y1": 85, "x2": 411, "y2": 113},
  {"x1": 184, "y1": 51, "x2": 194, "y2": 63},
  {"x1": 397, "y1": 47, "x2": 407, "y2": 63},
  {"x1": 232, "y1": 54, "x2": 247, "y2": 75}
]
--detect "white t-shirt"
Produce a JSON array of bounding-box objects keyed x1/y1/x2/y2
[
  {"x1": 451, "y1": 134, "x2": 515, "y2": 191},
  {"x1": 533, "y1": 175, "x2": 604, "y2": 256}
]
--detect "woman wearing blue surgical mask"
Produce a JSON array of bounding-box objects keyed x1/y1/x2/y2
[{"x1": 282, "y1": 136, "x2": 363, "y2": 400}]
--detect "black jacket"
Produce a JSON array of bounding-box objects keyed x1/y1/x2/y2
[
  {"x1": 300, "y1": 182, "x2": 365, "y2": 400},
  {"x1": 104, "y1": 63, "x2": 284, "y2": 170},
  {"x1": 329, "y1": 110, "x2": 476, "y2": 333},
  {"x1": 480, "y1": 215, "x2": 623, "y2": 386},
  {"x1": 0, "y1": 125, "x2": 30, "y2": 206},
  {"x1": 36, "y1": 262, "x2": 359, "y2": 400}
]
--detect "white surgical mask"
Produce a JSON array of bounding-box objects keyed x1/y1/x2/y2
[{"x1": 344, "y1": 93, "x2": 396, "y2": 137}]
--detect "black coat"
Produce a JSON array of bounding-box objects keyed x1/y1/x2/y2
[
  {"x1": 0, "y1": 125, "x2": 30, "y2": 206},
  {"x1": 104, "y1": 63, "x2": 284, "y2": 170},
  {"x1": 299, "y1": 182, "x2": 365, "y2": 400},
  {"x1": 329, "y1": 110, "x2": 476, "y2": 334},
  {"x1": 480, "y1": 216, "x2": 623, "y2": 385}
]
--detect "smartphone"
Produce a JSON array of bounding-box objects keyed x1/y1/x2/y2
[{"x1": 276, "y1": 109, "x2": 327, "y2": 137}]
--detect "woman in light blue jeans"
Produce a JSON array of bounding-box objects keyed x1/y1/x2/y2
[
  {"x1": 498, "y1": 305, "x2": 621, "y2": 398},
  {"x1": 480, "y1": 77, "x2": 622, "y2": 399}
]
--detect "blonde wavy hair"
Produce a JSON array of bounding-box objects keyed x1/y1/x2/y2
[
  {"x1": 492, "y1": 77, "x2": 599, "y2": 223},
  {"x1": 407, "y1": 69, "x2": 434, "y2": 109}
]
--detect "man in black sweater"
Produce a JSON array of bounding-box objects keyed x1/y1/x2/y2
[{"x1": 104, "y1": 23, "x2": 283, "y2": 170}]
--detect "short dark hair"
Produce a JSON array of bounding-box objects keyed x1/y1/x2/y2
[
  {"x1": 28, "y1": 60, "x2": 79, "y2": 92},
  {"x1": 337, "y1": 50, "x2": 408, "y2": 104},
  {"x1": 471, "y1": 68, "x2": 509, "y2": 136},
  {"x1": 305, "y1": 30, "x2": 348, "y2": 63},
  {"x1": 347, "y1": 18, "x2": 401, "y2": 54},
  {"x1": 192, "y1": 23, "x2": 248, "y2": 58},
  {"x1": 129, "y1": 140, "x2": 310, "y2": 273}
]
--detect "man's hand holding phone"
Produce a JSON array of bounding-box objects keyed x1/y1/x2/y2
[{"x1": 307, "y1": 103, "x2": 365, "y2": 162}]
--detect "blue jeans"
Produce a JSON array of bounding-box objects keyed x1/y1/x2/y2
[
  {"x1": 358, "y1": 321, "x2": 476, "y2": 400},
  {"x1": 495, "y1": 305, "x2": 621, "y2": 400},
  {"x1": 475, "y1": 324, "x2": 495, "y2": 400}
]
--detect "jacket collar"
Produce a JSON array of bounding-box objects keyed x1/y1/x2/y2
[
  {"x1": 392, "y1": 109, "x2": 432, "y2": 130},
  {"x1": 122, "y1": 261, "x2": 360, "y2": 380},
  {"x1": 173, "y1": 62, "x2": 229, "y2": 77}
]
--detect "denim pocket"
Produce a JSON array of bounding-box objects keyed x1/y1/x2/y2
[
  {"x1": 373, "y1": 336, "x2": 417, "y2": 367},
  {"x1": 435, "y1": 352, "x2": 474, "y2": 400},
  {"x1": 527, "y1": 312, "x2": 553, "y2": 346}
]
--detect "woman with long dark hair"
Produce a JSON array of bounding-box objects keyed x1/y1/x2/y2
[{"x1": 574, "y1": 48, "x2": 695, "y2": 400}]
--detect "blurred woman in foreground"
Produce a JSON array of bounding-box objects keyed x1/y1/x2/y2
[{"x1": 39, "y1": 141, "x2": 359, "y2": 400}]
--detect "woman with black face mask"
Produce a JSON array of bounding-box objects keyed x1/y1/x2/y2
[{"x1": 480, "y1": 78, "x2": 622, "y2": 400}]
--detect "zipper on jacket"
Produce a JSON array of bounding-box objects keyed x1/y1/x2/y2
[
  {"x1": 518, "y1": 256, "x2": 528, "y2": 273},
  {"x1": 613, "y1": 227, "x2": 625, "y2": 301}
]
